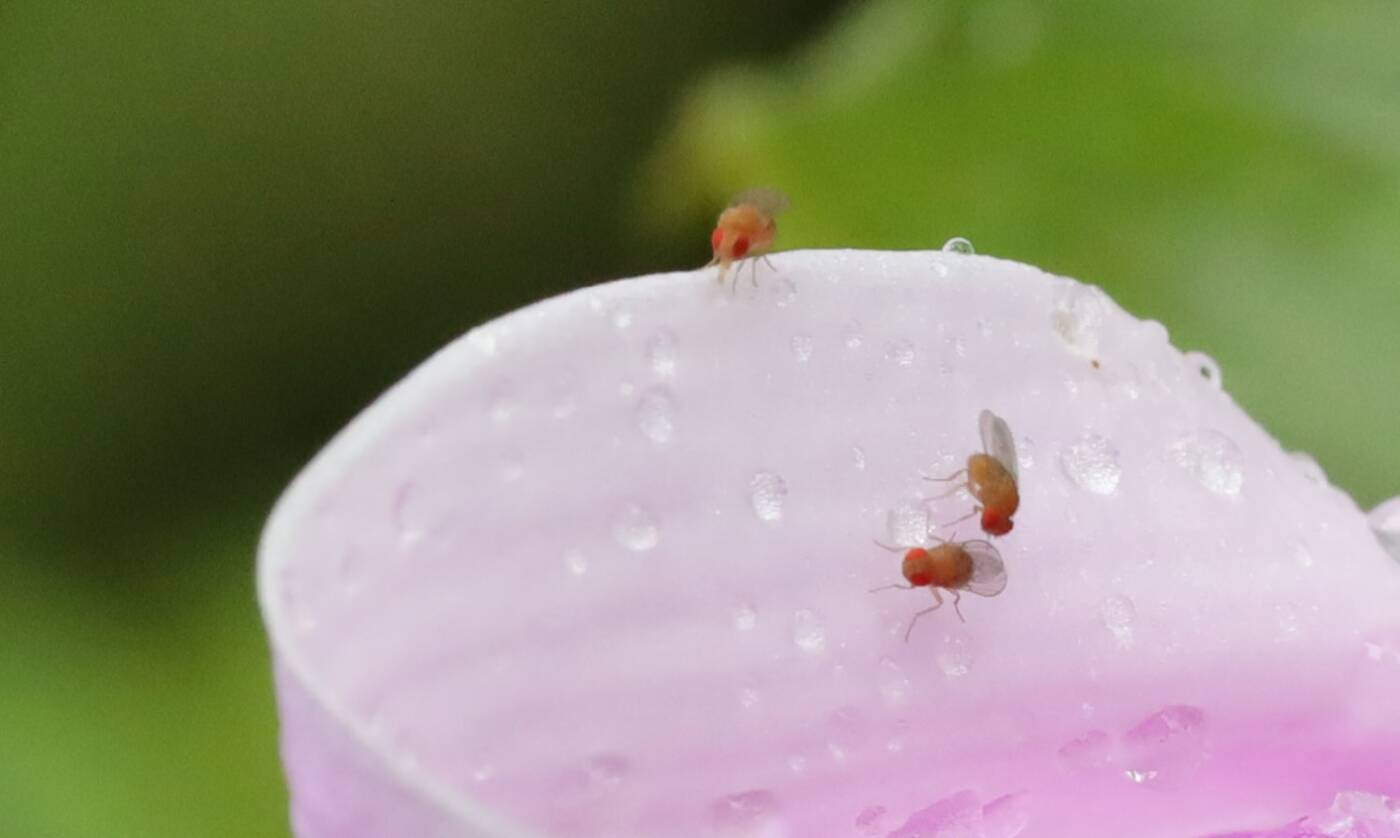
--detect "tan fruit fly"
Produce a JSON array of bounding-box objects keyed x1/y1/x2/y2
[
  {"x1": 708, "y1": 187, "x2": 788, "y2": 289},
  {"x1": 925, "y1": 410, "x2": 1021, "y2": 536},
  {"x1": 871, "y1": 536, "x2": 1008, "y2": 641}
]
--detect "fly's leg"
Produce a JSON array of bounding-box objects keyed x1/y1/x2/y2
[{"x1": 904, "y1": 589, "x2": 945, "y2": 642}]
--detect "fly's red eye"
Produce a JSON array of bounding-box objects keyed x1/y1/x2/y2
[
  {"x1": 710, "y1": 228, "x2": 724, "y2": 251},
  {"x1": 982, "y1": 509, "x2": 1013, "y2": 536},
  {"x1": 732, "y1": 236, "x2": 750, "y2": 258}
]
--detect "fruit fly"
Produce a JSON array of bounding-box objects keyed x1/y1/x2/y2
[
  {"x1": 925, "y1": 409, "x2": 1021, "y2": 536},
  {"x1": 871, "y1": 536, "x2": 1008, "y2": 641},
  {"x1": 708, "y1": 187, "x2": 788, "y2": 289}
]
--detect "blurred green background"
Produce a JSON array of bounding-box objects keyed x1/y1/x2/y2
[{"x1": 2, "y1": 1, "x2": 1396, "y2": 834}]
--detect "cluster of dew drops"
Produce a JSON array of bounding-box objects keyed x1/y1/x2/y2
[{"x1": 454, "y1": 232, "x2": 1400, "y2": 834}]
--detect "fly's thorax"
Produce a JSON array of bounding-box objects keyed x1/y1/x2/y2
[{"x1": 927, "y1": 543, "x2": 974, "y2": 588}]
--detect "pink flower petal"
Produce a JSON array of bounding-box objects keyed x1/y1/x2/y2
[{"x1": 260, "y1": 250, "x2": 1400, "y2": 837}]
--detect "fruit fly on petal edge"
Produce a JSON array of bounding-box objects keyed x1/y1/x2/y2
[
  {"x1": 708, "y1": 187, "x2": 788, "y2": 290},
  {"x1": 924, "y1": 409, "x2": 1021, "y2": 537},
  {"x1": 871, "y1": 536, "x2": 1007, "y2": 641}
]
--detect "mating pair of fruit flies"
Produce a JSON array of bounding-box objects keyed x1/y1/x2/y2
[
  {"x1": 707, "y1": 188, "x2": 788, "y2": 289},
  {"x1": 874, "y1": 410, "x2": 1021, "y2": 641}
]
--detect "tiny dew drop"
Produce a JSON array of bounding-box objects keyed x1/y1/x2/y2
[
  {"x1": 885, "y1": 339, "x2": 916, "y2": 367},
  {"x1": 635, "y1": 386, "x2": 677, "y2": 443},
  {"x1": 942, "y1": 236, "x2": 975, "y2": 255},
  {"x1": 791, "y1": 334, "x2": 815, "y2": 362},
  {"x1": 935, "y1": 633, "x2": 974, "y2": 677},
  {"x1": 733, "y1": 603, "x2": 758, "y2": 631},
  {"x1": 843, "y1": 320, "x2": 864, "y2": 350},
  {"x1": 612, "y1": 503, "x2": 659, "y2": 552},
  {"x1": 1184, "y1": 351, "x2": 1223, "y2": 389},
  {"x1": 749, "y1": 471, "x2": 788, "y2": 522},
  {"x1": 1169, "y1": 430, "x2": 1244, "y2": 497},
  {"x1": 709, "y1": 790, "x2": 780, "y2": 834},
  {"x1": 792, "y1": 609, "x2": 827, "y2": 654},
  {"x1": 563, "y1": 549, "x2": 588, "y2": 577},
  {"x1": 646, "y1": 329, "x2": 678, "y2": 376}
]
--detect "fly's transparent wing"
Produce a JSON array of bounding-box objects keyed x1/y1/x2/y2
[
  {"x1": 959, "y1": 540, "x2": 1008, "y2": 597},
  {"x1": 978, "y1": 409, "x2": 1018, "y2": 481},
  {"x1": 730, "y1": 187, "x2": 790, "y2": 217}
]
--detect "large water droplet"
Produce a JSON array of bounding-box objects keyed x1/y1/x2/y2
[
  {"x1": 709, "y1": 790, "x2": 781, "y2": 836},
  {"x1": 792, "y1": 610, "x2": 827, "y2": 654},
  {"x1": 749, "y1": 471, "x2": 788, "y2": 522},
  {"x1": 1184, "y1": 351, "x2": 1223, "y2": 389},
  {"x1": 886, "y1": 500, "x2": 931, "y2": 546},
  {"x1": 1052, "y1": 284, "x2": 1108, "y2": 357},
  {"x1": 942, "y1": 237, "x2": 975, "y2": 255},
  {"x1": 791, "y1": 334, "x2": 814, "y2": 363},
  {"x1": 635, "y1": 387, "x2": 676, "y2": 443},
  {"x1": 886, "y1": 339, "x2": 916, "y2": 367},
  {"x1": 1119, "y1": 705, "x2": 1207, "y2": 787},
  {"x1": 647, "y1": 329, "x2": 677, "y2": 376},
  {"x1": 612, "y1": 503, "x2": 659, "y2": 552},
  {"x1": 936, "y1": 633, "x2": 975, "y2": 677},
  {"x1": 1060, "y1": 434, "x2": 1122, "y2": 495},
  {"x1": 877, "y1": 657, "x2": 911, "y2": 705},
  {"x1": 1368, "y1": 497, "x2": 1400, "y2": 562},
  {"x1": 1169, "y1": 430, "x2": 1244, "y2": 496}
]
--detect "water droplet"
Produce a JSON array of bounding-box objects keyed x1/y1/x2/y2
[
  {"x1": 635, "y1": 387, "x2": 676, "y2": 443},
  {"x1": 1292, "y1": 540, "x2": 1315, "y2": 569},
  {"x1": 825, "y1": 706, "x2": 868, "y2": 763},
  {"x1": 499, "y1": 451, "x2": 525, "y2": 482},
  {"x1": 1100, "y1": 594, "x2": 1136, "y2": 646},
  {"x1": 612, "y1": 503, "x2": 659, "y2": 552},
  {"x1": 611, "y1": 309, "x2": 633, "y2": 330},
  {"x1": 738, "y1": 687, "x2": 761, "y2": 709},
  {"x1": 709, "y1": 790, "x2": 780, "y2": 836},
  {"x1": 1288, "y1": 450, "x2": 1329, "y2": 485},
  {"x1": 791, "y1": 334, "x2": 814, "y2": 362},
  {"x1": 792, "y1": 610, "x2": 827, "y2": 654},
  {"x1": 733, "y1": 604, "x2": 757, "y2": 631},
  {"x1": 392, "y1": 482, "x2": 427, "y2": 548},
  {"x1": 489, "y1": 394, "x2": 518, "y2": 426},
  {"x1": 877, "y1": 657, "x2": 911, "y2": 705},
  {"x1": 844, "y1": 320, "x2": 864, "y2": 350},
  {"x1": 942, "y1": 236, "x2": 975, "y2": 255},
  {"x1": 1275, "y1": 602, "x2": 1303, "y2": 640},
  {"x1": 932, "y1": 261, "x2": 951, "y2": 278},
  {"x1": 936, "y1": 633, "x2": 974, "y2": 677},
  {"x1": 563, "y1": 549, "x2": 588, "y2": 577},
  {"x1": 619, "y1": 380, "x2": 636, "y2": 397},
  {"x1": 1169, "y1": 430, "x2": 1244, "y2": 496},
  {"x1": 584, "y1": 753, "x2": 629, "y2": 789},
  {"x1": 1184, "y1": 351, "x2": 1222, "y2": 389},
  {"x1": 886, "y1": 500, "x2": 931, "y2": 546},
  {"x1": 1368, "y1": 497, "x2": 1400, "y2": 562},
  {"x1": 470, "y1": 763, "x2": 496, "y2": 783},
  {"x1": 647, "y1": 330, "x2": 677, "y2": 376},
  {"x1": 852, "y1": 446, "x2": 867, "y2": 470},
  {"x1": 786, "y1": 755, "x2": 807, "y2": 774},
  {"x1": 1060, "y1": 434, "x2": 1122, "y2": 495},
  {"x1": 855, "y1": 805, "x2": 888, "y2": 836},
  {"x1": 1119, "y1": 705, "x2": 1207, "y2": 787},
  {"x1": 1052, "y1": 284, "x2": 1108, "y2": 357},
  {"x1": 771, "y1": 275, "x2": 798, "y2": 307},
  {"x1": 886, "y1": 339, "x2": 916, "y2": 367},
  {"x1": 1057, "y1": 729, "x2": 1113, "y2": 775},
  {"x1": 749, "y1": 471, "x2": 788, "y2": 522}
]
